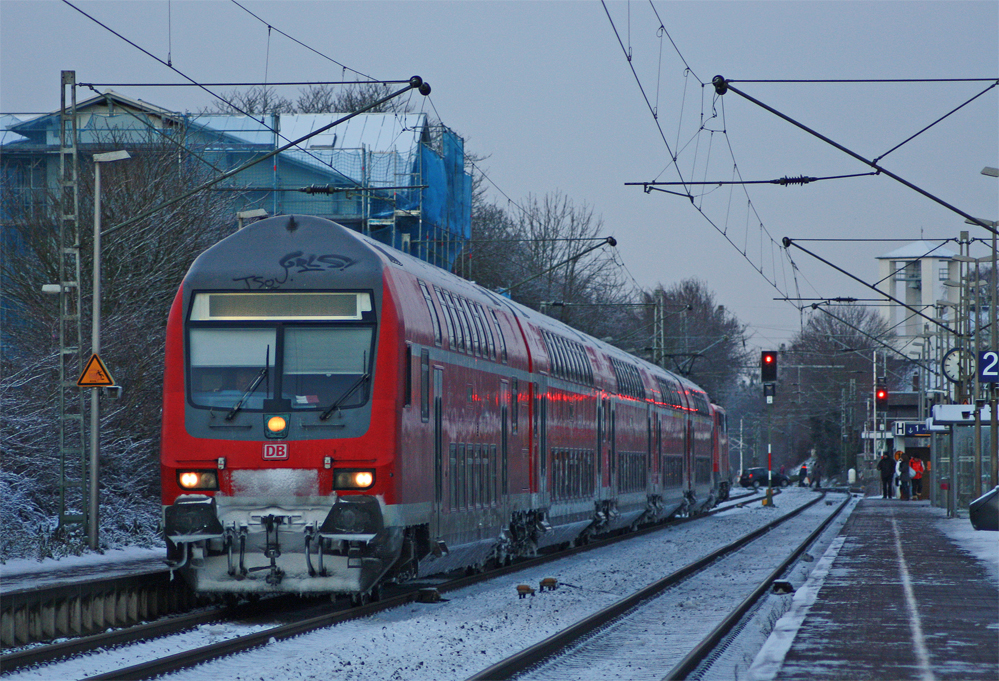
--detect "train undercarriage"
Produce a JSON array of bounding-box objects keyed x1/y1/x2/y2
[{"x1": 164, "y1": 487, "x2": 720, "y2": 600}]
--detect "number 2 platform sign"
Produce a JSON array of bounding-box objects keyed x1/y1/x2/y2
[{"x1": 980, "y1": 351, "x2": 999, "y2": 384}]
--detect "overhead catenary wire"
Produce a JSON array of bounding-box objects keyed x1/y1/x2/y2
[
  {"x1": 606, "y1": 4, "x2": 996, "y2": 339},
  {"x1": 597, "y1": 16, "x2": 812, "y2": 312},
  {"x1": 601, "y1": 0, "x2": 690, "y2": 199},
  {"x1": 712, "y1": 76, "x2": 999, "y2": 236},
  {"x1": 76, "y1": 81, "x2": 411, "y2": 87},
  {"x1": 809, "y1": 305, "x2": 939, "y2": 376},
  {"x1": 228, "y1": 0, "x2": 375, "y2": 80},
  {"x1": 602, "y1": 2, "x2": 820, "y2": 320},
  {"x1": 62, "y1": 0, "x2": 409, "y2": 197},
  {"x1": 783, "y1": 238, "x2": 960, "y2": 337},
  {"x1": 99, "y1": 79, "x2": 429, "y2": 238},
  {"x1": 629, "y1": 172, "x2": 878, "y2": 188}
]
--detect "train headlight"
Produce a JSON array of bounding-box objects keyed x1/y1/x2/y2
[
  {"x1": 334, "y1": 469, "x2": 375, "y2": 490},
  {"x1": 264, "y1": 413, "x2": 289, "y2": 439},
  {"x1": 177, "y1": 470, "x2": 219, "y2": 490}
]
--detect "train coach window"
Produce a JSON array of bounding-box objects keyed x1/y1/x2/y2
[
  {"x1": 418, "y1": 281, "x2": 442, "y2": 347},
  {"x1": 433, "y1": 286, "x2": 456, "y2": 349},
  {"x1": 491, "y1": 310, "x2": 508, "y2": 363},
  {"x1": 188, "y1": 327, "x2": 276, "y2": 409},
  {"x1": 282, "y1": 327, "x2": 373, "y2": 409}
]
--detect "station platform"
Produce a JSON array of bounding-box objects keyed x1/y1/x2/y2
[{"x1": 759, "y1": 498, "x2": 998, "y2": 680}]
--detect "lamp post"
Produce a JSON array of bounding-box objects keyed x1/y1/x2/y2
[{"x1": 89, "y1": 150, "x2": 130, "y2": 550}]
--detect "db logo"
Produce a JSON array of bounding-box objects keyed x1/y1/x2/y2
[{"x1": 263, "y1": 444, "x2": 289, "y2": 460}]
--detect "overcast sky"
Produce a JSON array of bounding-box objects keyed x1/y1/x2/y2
[{"x1": 2, "y1": 0, "x2": 996, "y2": 349}]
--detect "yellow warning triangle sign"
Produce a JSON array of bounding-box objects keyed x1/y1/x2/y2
[{"x1": 77, "y1": 353, "x2": 116, "y2": 387}]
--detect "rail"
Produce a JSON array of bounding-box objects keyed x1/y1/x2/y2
[{"x1": 466, "y1": 491, "x2": 837, "y2": 680}]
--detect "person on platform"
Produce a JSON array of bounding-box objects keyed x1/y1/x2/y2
[
  {"x1": 799, "y1": 463, "x2": 808, "y2": 487},
  {"x1": 812, "y1": 461, "x2": 822, "y2": 489},
  {"x1": 877, "y1": 452, "x2": 895, "y2": 499},
  {"x1": 909, "y1": 454, "x2": 925, "y2": 500},
  {"x1": 898, "y1": 453, "x2": 912, "y2": 500}
]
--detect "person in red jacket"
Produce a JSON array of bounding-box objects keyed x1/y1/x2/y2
[{"x1": 909, "y1": 455, "x2": 925, "y2": 500}]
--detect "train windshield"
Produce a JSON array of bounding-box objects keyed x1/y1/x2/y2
[
  {"x1": 282, "y1": 327, "x2": 372, "y2": 410},
  {"x1": 187, "y1": 291, "x2": 376, "y2": 412},
  {"x1": 189, "y1": 327, "x2": 277, "y2": 410}
]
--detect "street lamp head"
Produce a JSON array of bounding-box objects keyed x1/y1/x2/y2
[{"x1": 93, "y1": 150, "x2": 131, "y2": 164}]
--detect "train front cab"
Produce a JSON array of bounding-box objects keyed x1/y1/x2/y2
[{"x1": 161, "y1": 220, "x2": 410, "y2": 597}]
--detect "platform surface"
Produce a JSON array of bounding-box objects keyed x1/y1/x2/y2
[{"x1": 773, "y1": 499, "x2": 998, "y2": 680}]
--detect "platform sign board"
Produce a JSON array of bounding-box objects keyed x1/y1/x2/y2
[
  {"x1": 979, "y1": 351, "x2": 999, "y2": 384},
  {"x1": 77, "y1": 353, "x2": 116, "y2": 387},
  {"x1": 893, "y1": 421, "x2": 930, "y2": 437}
]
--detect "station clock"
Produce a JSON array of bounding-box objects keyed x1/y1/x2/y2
[{"x1": 941, "y1": 347, "x2": 975, "y2": 383}]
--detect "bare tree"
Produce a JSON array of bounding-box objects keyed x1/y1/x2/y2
[
  {"x1": 202, "y1": 86, "x2": 295, "y2": 115},
  {"x1": 640, "y1": 279, "x2": 751, "y2": 404},
  {"x1": 1, "y1": 138, "x2": 239, "y2": 557},
  {"x1": 317, "y1": 81, "x2": 416, "y2": 114},
  {"x1": 780, "y1": 304, "x2": 900, "y2": 477},
  {"x1": 509, "y1": 193, "x2": 627, "y2": 324}
]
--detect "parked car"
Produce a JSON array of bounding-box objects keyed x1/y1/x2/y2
[{"x1": 739, "y1": 467, "x2": 790, "y2": 489}]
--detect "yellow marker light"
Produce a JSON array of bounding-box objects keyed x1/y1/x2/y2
[
  {"x1": 333, "y1": 469, "x2": 375, "y2": 490},
  {"x1": 178, "y1": 470, "x2": 218, "y2": 490},
  {"x1": 267, "y1": 416, "x2": 287, "y2": 433}
]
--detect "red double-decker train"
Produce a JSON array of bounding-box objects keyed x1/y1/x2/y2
[{"x1": 161, "y1": 215, "x2": 730, "y2": 601}]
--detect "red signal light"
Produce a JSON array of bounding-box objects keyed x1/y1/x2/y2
[
  {"x1": 761, "y1": 351, "x2": 777, "y2": 382},
  {"x1": 875, "y1": 386, "x2": 888, "y2": 403}
]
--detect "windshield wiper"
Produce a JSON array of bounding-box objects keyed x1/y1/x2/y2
[
  {"x1": 226, "y1": 347, "x2": 270, "y2": 421},
  {"x1": 319, "y1": 373, "x2": 370, "y2": 421}
]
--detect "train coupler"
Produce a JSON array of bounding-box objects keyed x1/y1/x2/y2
[{"x1": 244, "y1": 514, "x2": 285, "y2": 586}]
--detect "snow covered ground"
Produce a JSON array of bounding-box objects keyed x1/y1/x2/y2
[
  {"x1": 4, "y1": 489, "x2": 820, "y2": 681},
  {"x1": 1, "y1": 546, "x2": 165, "y2": 594},
  {"x1": 3, "y1": 491, "x2": 994, "y2": 681}
]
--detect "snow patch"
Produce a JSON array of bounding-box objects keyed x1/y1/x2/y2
[{"x1": 229, "y1": 468, "x2": 319, "y2": 497}]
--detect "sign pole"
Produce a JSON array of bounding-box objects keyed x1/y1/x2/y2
[
  {"x1": 86, "y1": 150, "x2": 129, "y2": 551},
  {"x1": 89, "y1": 159, "x2": 102, "y2": 551}
]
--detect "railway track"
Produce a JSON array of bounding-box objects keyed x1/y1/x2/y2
[
  {"x1": 467, "y1": 491, "x2": 850, "y2": 680},
  {"x1": 2, "y1": 490, "x2": 766, "y2": 679}
]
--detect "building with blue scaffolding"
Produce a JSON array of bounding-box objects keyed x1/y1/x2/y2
[{"x1": 1, "y1": 90, "x2": 473, "y2": 346}]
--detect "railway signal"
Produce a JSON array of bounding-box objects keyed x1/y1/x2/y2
[
  {"x1": 876, "y1": 386, "x2": 888, "y2": 405},
  {"x1": 761, "y1": 351, "x2": 777, "y2": 382}
]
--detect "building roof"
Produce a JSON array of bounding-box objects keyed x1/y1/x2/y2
[{"x1": 875, "y1": 241, "x2": 957, "y2": 260}]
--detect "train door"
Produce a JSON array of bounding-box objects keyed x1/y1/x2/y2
[
  {"x1": 656, "y1": 412, "x2": 663, "y2": 489},
  {"x1": 433, "y1": 366, "x2": 444, "y2": 537},
  {"x1": 596, "y1": 396, "x2": 604, "y2": 492},
  {"x1": 534, "y1": 379, "x2": 548, "y2": 503},
  {"x1": 610, "y1": 400, "x2": 617, "y2": 492},
  {"x1": 646, "y1": 405, "x2": 653, "y2": 492},
  {"x1": 684, "y1": 418, "x2": 693, "y2": 492},
  {"x1": 500, "y1": 380, "x2": 509, "y2": 505}
]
